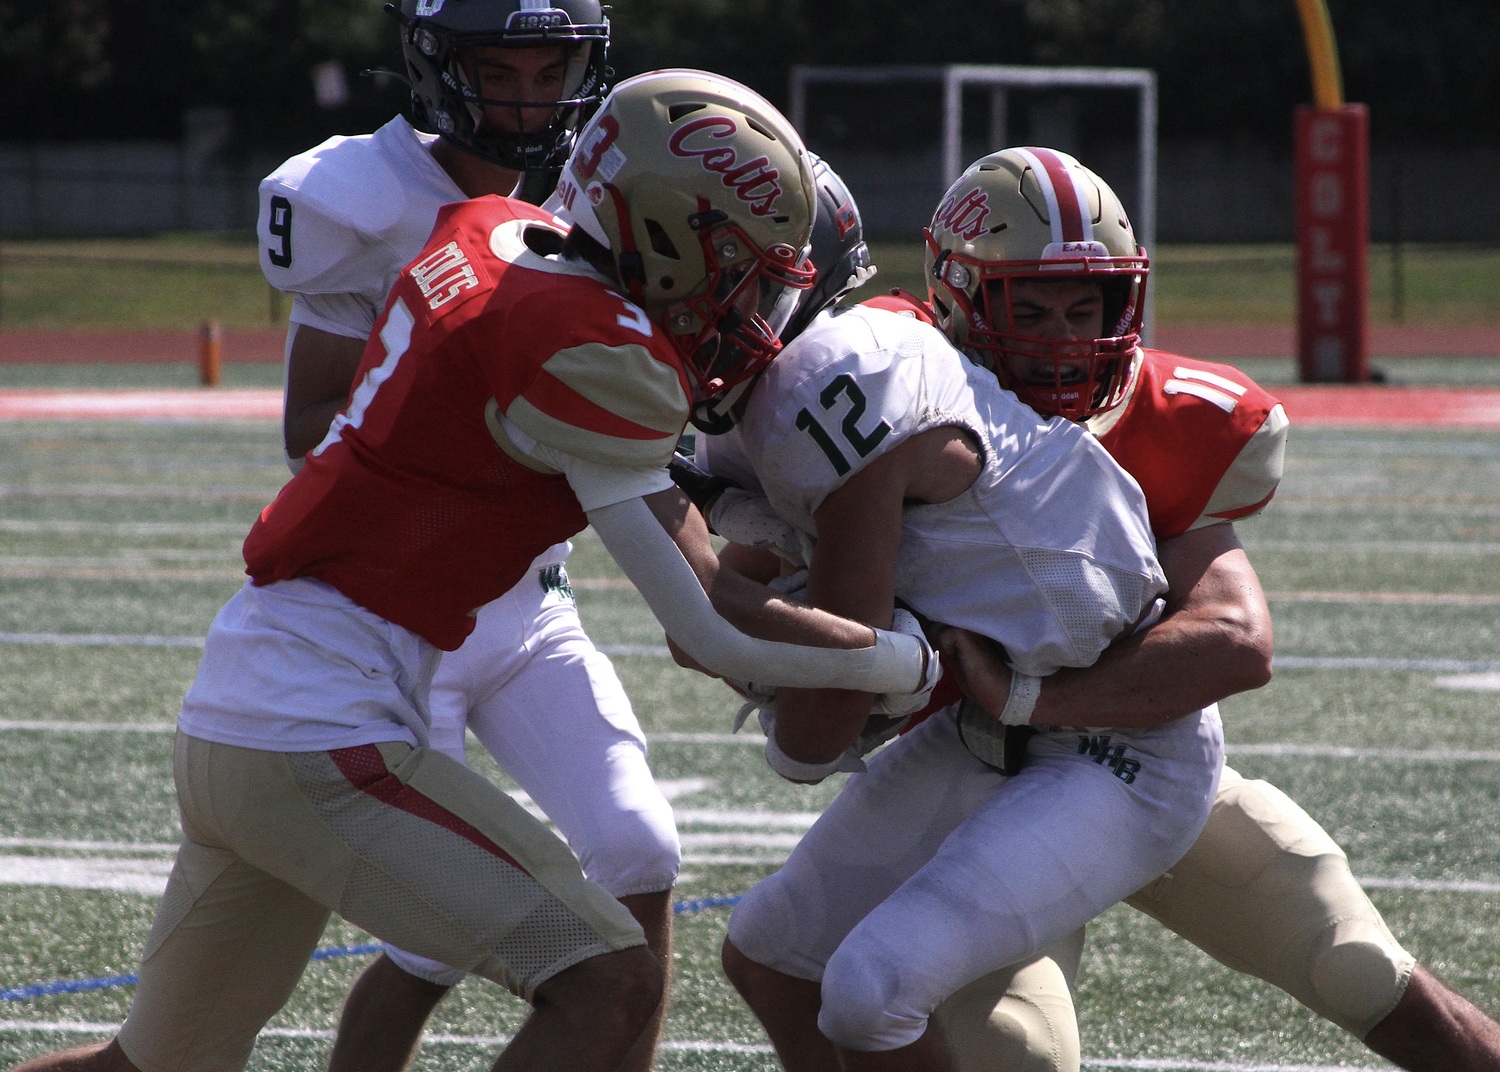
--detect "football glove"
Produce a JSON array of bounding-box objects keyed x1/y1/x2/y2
[
  {"x1": 710, "y1": 488, "x2": 809, "y2": 564},
  {"x1": 667, "y1": 453, "x2": 734, "y2": 515}
]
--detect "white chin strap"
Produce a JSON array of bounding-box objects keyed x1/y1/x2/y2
[{"x1": 690, "y1": 378, "x2": 753, "y2": 434}]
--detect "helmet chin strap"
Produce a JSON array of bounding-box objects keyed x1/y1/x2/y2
[
  {"x1": 689, "y1": 377, "x2": 754, "y2": 435},
  {"x1": 601, "y1": 183, "x2": 646, "y2": 303}
]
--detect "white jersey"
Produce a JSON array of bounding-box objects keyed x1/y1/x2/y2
[
  {"x1": 258, "y1": 116, "x2": 466, "y2": 341},
  {"x1": 700, "y1": 305, "x2": 1165, "y2": 677}
]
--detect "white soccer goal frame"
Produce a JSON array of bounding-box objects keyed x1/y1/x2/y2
[
  {"x1": 788, "y1": 63, "x2": 1158, "y2": 253},
  {"x1": 788, "y1": 63, "x2": 1159, "y2": 339}
]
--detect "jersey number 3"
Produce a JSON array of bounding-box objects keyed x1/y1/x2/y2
[{"x1": 794, "y1": 373, "x2": 892, "y2": 476}]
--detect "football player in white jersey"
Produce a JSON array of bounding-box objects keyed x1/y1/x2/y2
[
  {"x1": 686, "y1": 155, "x2": 1224, "y2": 1072},
  {"x1": 905, "y1": 150, "x2": 1500, "y2": 1072},
  {"x1": 254, "y1": 4, "x2": 678, "y2": 1071},
  {"x1": 11, "y1": 71, "x2": 944, "y2": 1072}
]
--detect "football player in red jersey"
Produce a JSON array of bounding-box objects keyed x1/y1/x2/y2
[
  {"x1": 256, "y1": 10, "x2": 686, "y2": 1070},
  {"x1": 904, "y1": 148, "x2": 1500, "y2": 1072},
  {"x1": 6, "y1": 72, "x2": 943, "y2": 1072}
]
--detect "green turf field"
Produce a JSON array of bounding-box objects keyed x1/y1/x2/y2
[
  {"x1": 2, "y1": 413, "x2": 1499, "y2": 1071},
  {"x1": 3, "y1": 236, "x2": 1499, "y2": 331}
]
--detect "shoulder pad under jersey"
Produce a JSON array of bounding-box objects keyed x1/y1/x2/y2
[
  {"x1": 257, "y1": 118, "x2": 457, "y2": 302},
  {"x1": 1101, "y1": 349, "x2": 1288, "y2": 534},
  {"x1": 1197, "y1": 400, "x2": 1287, "y2": 529},
  {"x1": 740, "y1": 305, "x2": 973, "y2": 529},
  {"x1": 492, "y1": 262, "x2": 689, "y2": 473}
]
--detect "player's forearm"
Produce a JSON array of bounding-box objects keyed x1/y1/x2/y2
[
  {"x1": 282, "y1": 324, "x2": 367, "y2": 462},
  {"x1": 1031, "y1": 605, "x2": 1272, "y2": 726},
  {"x1": 591, "y1": 494, "x2": 930, "y2": 695},
  {"x1": 1027, "y1": 524, "x2": 1274, "y2": 726},
  {"x1": 708, "y1": 566, "x2": 871, "y2": 650},
  {"x1": 774, "y1": 687, "x2": 874, "y2": 763},
  {"x1": 939, "y1": 592, "x2": 1272, "y2": 729},
  {"x1": 284, "y1": 399, "x2": 347, "y2": 461}
]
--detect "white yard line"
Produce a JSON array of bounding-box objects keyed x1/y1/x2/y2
[{"x1": 0, "y1": 1020, "x2": 1409, "y2": 1070}]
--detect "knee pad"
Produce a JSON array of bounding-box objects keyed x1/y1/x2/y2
[
  {"x1": 576, "y1": 803, "x2": 681, "y2": 898},
  {"x1": 1307, "y1": 914, "x2": 1415, "y2": 1038},
  {"x1": 818, "y1": 943, "x2": 930, "y2": 1052},
  {"x1": 1125, "y1": 771, "x2": 1414, "y2": 1039},
  {"x1": 933, "y1": 952, "x2": 1082, "y2": 1072}
]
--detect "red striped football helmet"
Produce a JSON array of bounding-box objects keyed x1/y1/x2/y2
[{"x1": 924, "y1": 147, "x2": 1148, "y2": 420}]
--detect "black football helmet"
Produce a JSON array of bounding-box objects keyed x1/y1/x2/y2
[
  {"x1": 782, "y1": 153, "x2": 876, "y2": 343},
  {"x1": 394, "y1": 0, "x2": 610, "y2": 172}
]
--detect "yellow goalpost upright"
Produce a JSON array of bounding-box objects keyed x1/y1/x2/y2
[{"x1": 1292, "y1": 0, "x2": 1371, "y2": 383}]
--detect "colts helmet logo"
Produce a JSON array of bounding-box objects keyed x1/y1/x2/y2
[
  {"x1": 668, "y1": 117, "x2": 783, "y2": 217},
  {"x1": 933, "y1": 185, "x2": 990, "y2": 241}
]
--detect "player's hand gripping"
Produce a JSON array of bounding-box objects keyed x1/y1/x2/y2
[{"x1": 729, "y1": 601, "x2": 941, "y2": 783}]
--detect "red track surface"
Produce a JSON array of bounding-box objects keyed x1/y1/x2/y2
[
  {"x1": 1273, "y1": 385, "x2": 1500, "y2": 427},
  {"x1": 4, "y1": 384, "x2": 1498, "y2": 427},
  {"x1": 0, "y1": 388, "x2": 283, "y2": 421},
  {"x1": 3, "y1": 325, "x2": 1499, "y2": 426}
]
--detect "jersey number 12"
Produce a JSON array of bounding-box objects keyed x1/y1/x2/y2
[{"x1": 794, "y1": 373, "x2": 892, "y2": 476}]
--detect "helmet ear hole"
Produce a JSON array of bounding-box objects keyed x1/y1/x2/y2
[
  {"x1": 645, "y1": 220, "x2": 680, "y2": 259},
  {"x1": 780, "y1": 153, "x2": 874, "y2": 344}
]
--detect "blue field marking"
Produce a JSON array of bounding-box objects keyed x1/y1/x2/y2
[
  {"x1": 671, "y1": 894, "x2": 741, "y2": 914},
  {"x1": 0, "y1": 974, "x2": 141, "y2": 1002},
  {"x1": 308, "y1": 942, "x2": 381, "y2": 962},
  {"x1": 0, "y1": 897, "x2": 744, "y2": 1004}
]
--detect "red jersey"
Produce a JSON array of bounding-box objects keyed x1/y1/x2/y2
[
  {"x1": 245, "y1": 196, "x2": 693, "y2": 650},
  {"x1": 1092, "y1": 350, "x2": 1285, "y2": 539},
  {"x1": 859, "y1": 290, "x2": 1287, "y2": 539}
]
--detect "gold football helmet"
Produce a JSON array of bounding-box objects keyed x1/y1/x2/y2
[
  {"x1": 925, "y1": 146, "x2": 1148, "y2": 420},
  {"x1": 555, "y1": 69, "x2": 817, "y2": 421}
]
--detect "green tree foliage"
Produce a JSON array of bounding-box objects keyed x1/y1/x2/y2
[{"x1": 2, "y1": 0, "x2": 1496, "y2": 153}]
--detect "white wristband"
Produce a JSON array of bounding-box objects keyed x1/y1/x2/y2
[
  {"x1": 764, "y1": 730, "x2": 866, "y2": 783},
  {"x1": 1000, "y1": 671, "x2": 1042, "y2": 726}
]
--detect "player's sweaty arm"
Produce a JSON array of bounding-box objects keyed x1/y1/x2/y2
[
  {"x1": 283, "y1": 324, "x2": 365, "y2": 467},
  {"x1": 940, "y1": 522, "x2": 1272, "y2": 728},
  {"x1": 586, "y1": 486, "x2": 934, "y2": 697},
  {"x1": 773, "y1": 425, "x2": 981, "y2": 764}
]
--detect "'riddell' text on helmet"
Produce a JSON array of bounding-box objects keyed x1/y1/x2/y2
[
  {"x1": 395, "y1": 0, "x2": 610, "y2": 172},
  {"x1": 925, "y1": 146, "x2": 1148, "y2": 421},
  {"x1": 554, "y1": 69, "x2": 817, "y2": 430}
]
